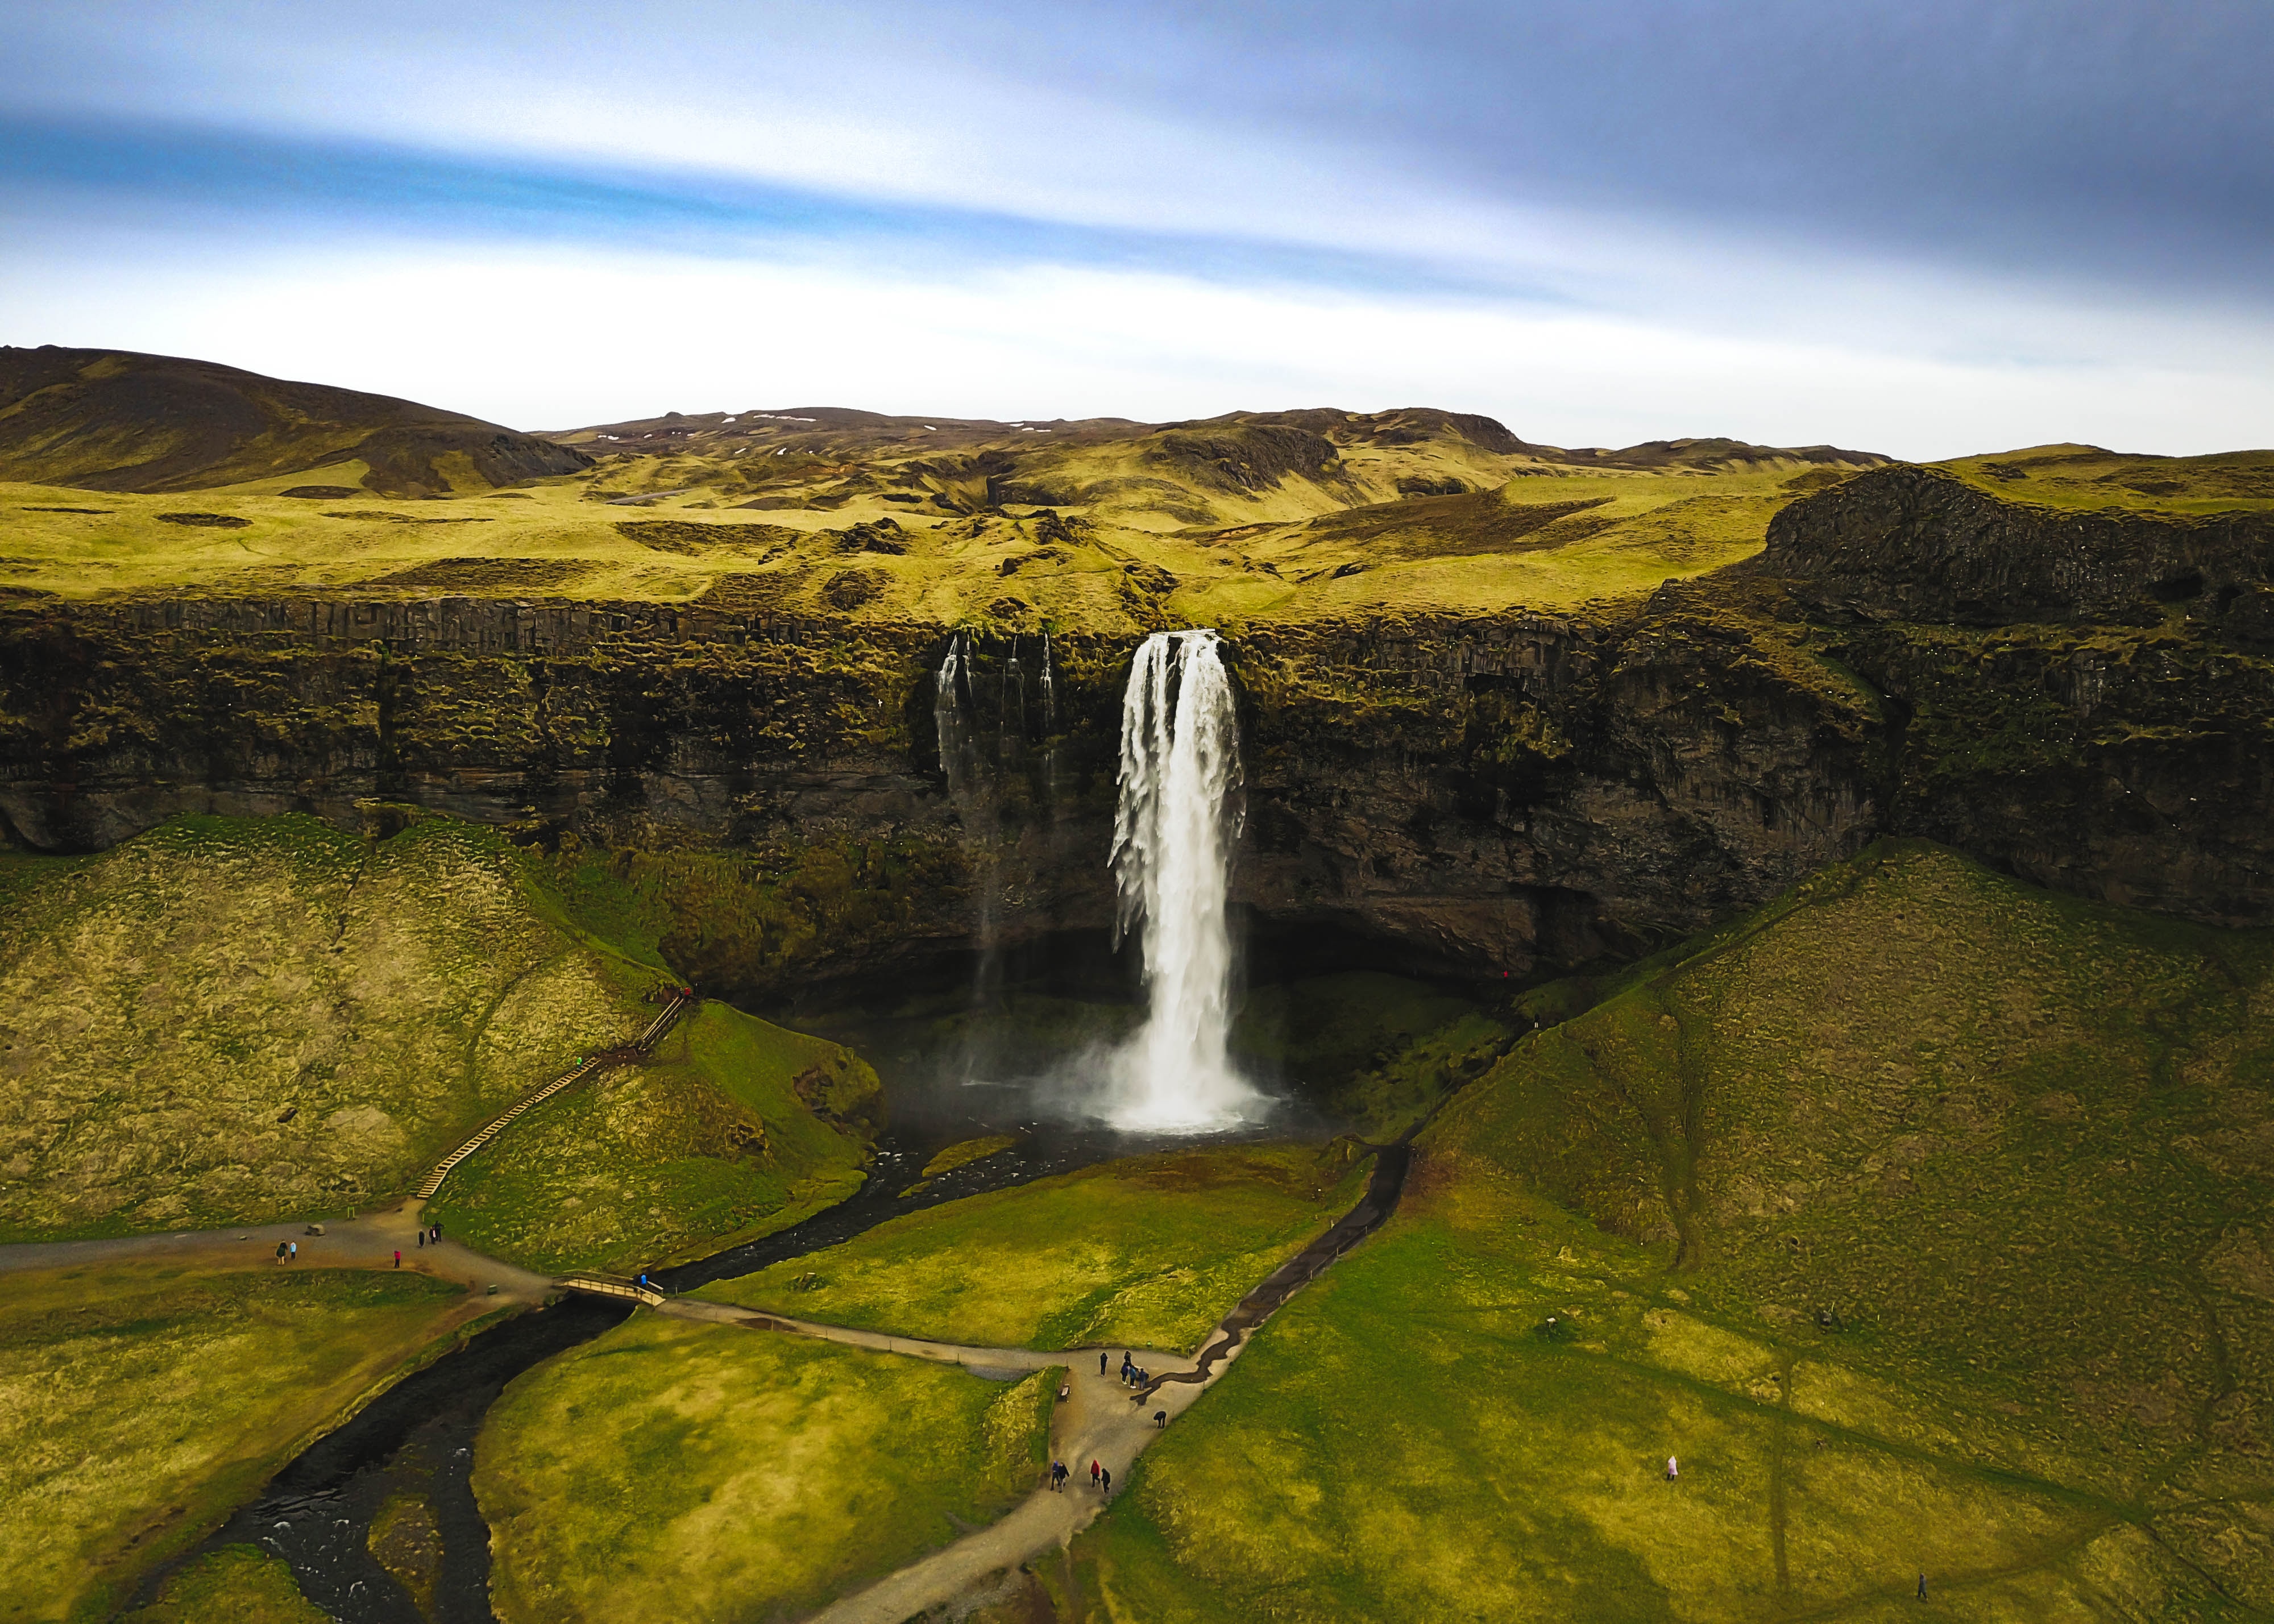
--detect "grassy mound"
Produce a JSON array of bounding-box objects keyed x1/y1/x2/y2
[
  {"x1": 1052, "y1": 841, "x2": 2274, "y2": 1620},
  {"x1": 696, "y1": 1143, "x2": 1373, "y2": 1352},
  {"x1": 423, "y1": 1001, "x2": 878, "y2": 1273},
  {"x1": 0, "y1": 1262, "x2": 473, "y2": 1622},
  {"x1": 475, "y1": 1315, "x2": 1054, "y2": 1623},
  {"x1": 0, "y1": 813, "x2": 658, "y2": 1239},
  {"x1": 123, "y1": 1544, "x2": 326, "y2": 1624}
]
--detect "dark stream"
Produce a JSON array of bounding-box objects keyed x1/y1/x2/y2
[{"x1": 142, "y1": 1094, "x2": 1305, "y2": 1621}]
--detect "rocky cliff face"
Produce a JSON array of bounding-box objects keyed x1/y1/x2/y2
[
  {"x1": 1761, "y1": 463, "x2": 2274, "y2": 633},
  {"x1": 4, "y1": 468, "x2": 2269, "y2": 990}
]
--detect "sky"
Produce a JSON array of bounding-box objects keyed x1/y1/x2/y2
[{"x1": 2, "y1": 0, "x2": 2270, "y2": 457}]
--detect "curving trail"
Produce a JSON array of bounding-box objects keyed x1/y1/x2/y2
[
  {"x1": 656, "y1": 1141, "x2": 1414, "y2": 1624},
  {"x1": 0, "y1": 1115, "x2": 1415, "y2": 1624}
]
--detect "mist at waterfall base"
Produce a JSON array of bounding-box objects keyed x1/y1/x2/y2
[{"x1": 1101, "y1": 629, "x2": 1263, "y2": 1129}]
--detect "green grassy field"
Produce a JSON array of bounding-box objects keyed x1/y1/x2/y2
[
  {"x1": 696, "y1": 1143, "x2": 1372, "y2": 1352},
  {"x1": 1048, "y1": 841, "x2": 2274, "y2": 1621},
  {"x1": 1936, "y1": 445, "x2": 2274, "y2": 516},
  {"x1": 0, "y1": 1262, "x2": 474, "y2": 1623},
  {"x1": 0, "y1": 813, "x2": 658, "y2": 1240},
  {"x1": 475, "y1": 1314, "x2": 1056, "y2": 1623},
  {"x1": 424, "y1": 1000, "x2": 878, "y2": 1273},
  {"x1": 0, "y1": 450, "x2": 1875, "y2": 632},
  {"x1": 122, "y1": 1545, "x2": 326, "y2": 1624}
]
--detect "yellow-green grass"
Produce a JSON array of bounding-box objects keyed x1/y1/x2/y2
[
  {"x1": 922, "y1": 1134, "x2": 1023, "y2": 1179},
  {"x1": 121, "y1": 1545, "x2": 326, "y2": 1624},
  {"x1": 0, "y1": 1262, "x2": 474, "y2": 1623},
  {"x1": 475, "y1": 1314, "x2": 1055, "y2": 1623},
  {"x1": 696, "y1": 1143, "x2": 1373, "y2": 1352},
  {"x1": 0, "y1": 453, "x2": 1850, "y2": 630},
  {"x1": 424, "y1": 1000, "x2": 878, "y2": 1274},
  {"x1": 1055, "y1": 841, "x2": 2274, "y2": 1620},
  {"x1": 0, "y1": 813, "x2": 655, "y2": 1240},
  {"x1": 1936, "y1": 445, "x2": 2274, "y2": 516}
]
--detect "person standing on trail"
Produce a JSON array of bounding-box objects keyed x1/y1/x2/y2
[
  {"x1": 288, "y1": 1241, "x2": 297, "y2": 1261},
  {"x1": 275, "y1": 1241, "x2": 287, "y2": 1264},
  {"x1": 393, "y1": 1250, "x2": 401, "y2": 1268},
  {"x1": 1100, "y1": 1467, "x2": 1111, "y2": 1497},
  {"x1": 1090, "y1": 1460, "x2": 1100, "y2": 1487},
  {"x1": 416, "y1": 1231, "x2": 424, "y2": 1249},
  {"x1": 1099, "y1": 1352, "x2": 1108, "y2": 1377}
]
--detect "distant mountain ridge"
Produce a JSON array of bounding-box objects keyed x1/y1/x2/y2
[
  {"x1": 0, "y1": 346, "x2": 590, "y2": 497},
  {"x1": 543, "y1": 401, "x2": 1882, "y2": 474}
]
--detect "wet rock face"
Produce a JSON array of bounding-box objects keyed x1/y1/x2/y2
[{"x1": 2, "y1": 556, "x2": 2270, "y2": 986}]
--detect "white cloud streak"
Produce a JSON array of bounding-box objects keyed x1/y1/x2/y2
[{"x1": 6, "y1": 230, "x2": 2268, "y2": 459}]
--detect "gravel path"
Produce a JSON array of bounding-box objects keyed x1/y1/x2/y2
[
  {"x1": 0, "y1": 1201, "x2": 557, "y2": 1302},
  {"x1": 661, "y1": 1298, "x2": 1245, "y2": 1624}
]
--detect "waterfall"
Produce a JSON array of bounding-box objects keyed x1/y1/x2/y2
[
  {"x1": 1039, "y1": 631, "x2": 1059, "y2": 804},
  {"x1": 1001, "y1": 636, "x2": 1026, "y2": 750},
  {"x1": 933, "y1": 630, "x2": 973, "y2": 798},
  {"x1": 1108, "y1": 629, "x2": 1258, "y2": 1129}
]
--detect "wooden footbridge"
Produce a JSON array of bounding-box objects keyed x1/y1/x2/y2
[
  {"x1": 557, "y1": 1272, "x2": 667, "y2": 1307},
  {"x1": 414, "y1": 988, "x2": 694, "y2": 1202}
]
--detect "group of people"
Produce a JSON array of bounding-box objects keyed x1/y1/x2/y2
[
  {"x1": 414, "y1": 1222, "x2": 442, "y2": 1247},
  {"x1": 1115, "y1": 1352, "x2": 1149, "y2": 1389},
  {"x1": 272, "y1": 1240, "x2": 297, "y2": 1262},
  {"x1": 1048, "y1": 1459, "x2": 1111, "y2": 1497}
]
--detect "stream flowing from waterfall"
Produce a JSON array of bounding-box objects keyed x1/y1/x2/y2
[{"x1": 1107, "y1": 629, "x2": 1260, "y2": 1129}]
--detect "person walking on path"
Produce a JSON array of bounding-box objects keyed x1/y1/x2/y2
[
  {"x1": 1099, "y1": 1352, "x2": 1108, "y2": 1376},
  {"x1": 1100, "y1": 1467, "x2": 1111, "y2": 1497},
  {"x1": 1090, "y1": 1460, "x2": 1100, "y2": 1488}
]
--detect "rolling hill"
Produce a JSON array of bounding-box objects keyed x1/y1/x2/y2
[{"x1": 0, "y1": 346, "x2": 591, "y2": 497}]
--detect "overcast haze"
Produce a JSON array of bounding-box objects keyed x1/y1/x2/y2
[{"x1": 3, "y1": 0, "x2": 2269, "y2": 456}]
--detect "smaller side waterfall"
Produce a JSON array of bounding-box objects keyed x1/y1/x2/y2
[
  {"x1": 933, "y1": 630, "x2": 974, "y2": 799},
  {"x1": 1108, "y1": 628, "x2": 1258, "y2": 1129}
]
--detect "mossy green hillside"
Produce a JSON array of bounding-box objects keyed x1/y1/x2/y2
[
  {"x1": 0, "y1": 448, "x2": 1872, "y2": 630},
  {"x1": 698, "y1": 1143, "x2": 1372, "y2": 1352},
  {"x1": 1051, "y1": 841, "x2": 2274, "y2": 1621},
  {"x1": 122, "y1": 1545, "x2": 326, "y2": 1624},
  {"x1": 0, "y1": 813, "x2": 661, "y2": 1240},
  {"x1": 1937, "y1": 445, "x2": 2274, "y2": 517},
  {"x1": 0, "y1": 1262, "x2": 471, "y2": 1623},
  {"x1": 424, "y1": 1000, "x2": 879, "y2": 1274},
  {"x1": 475, "y1": 1314, "x2": 1054, "y2": 1624}
]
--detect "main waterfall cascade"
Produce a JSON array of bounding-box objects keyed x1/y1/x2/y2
[{"x1": 1108, "y1": 629, "x2": 1261, "y2": 1129}]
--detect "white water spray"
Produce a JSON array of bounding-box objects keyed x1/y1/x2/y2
[{"x1": 1108, "y1": 629, "x2": 1259, "y2": 1129}]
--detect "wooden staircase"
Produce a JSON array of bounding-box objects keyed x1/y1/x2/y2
[{"x1": 414, "y1": 990, "x2": 693, "y2": 1202}]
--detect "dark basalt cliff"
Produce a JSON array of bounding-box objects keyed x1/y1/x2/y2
[{"x1": 3, "y1": 467, "x2": 2269, "y2": 990}]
